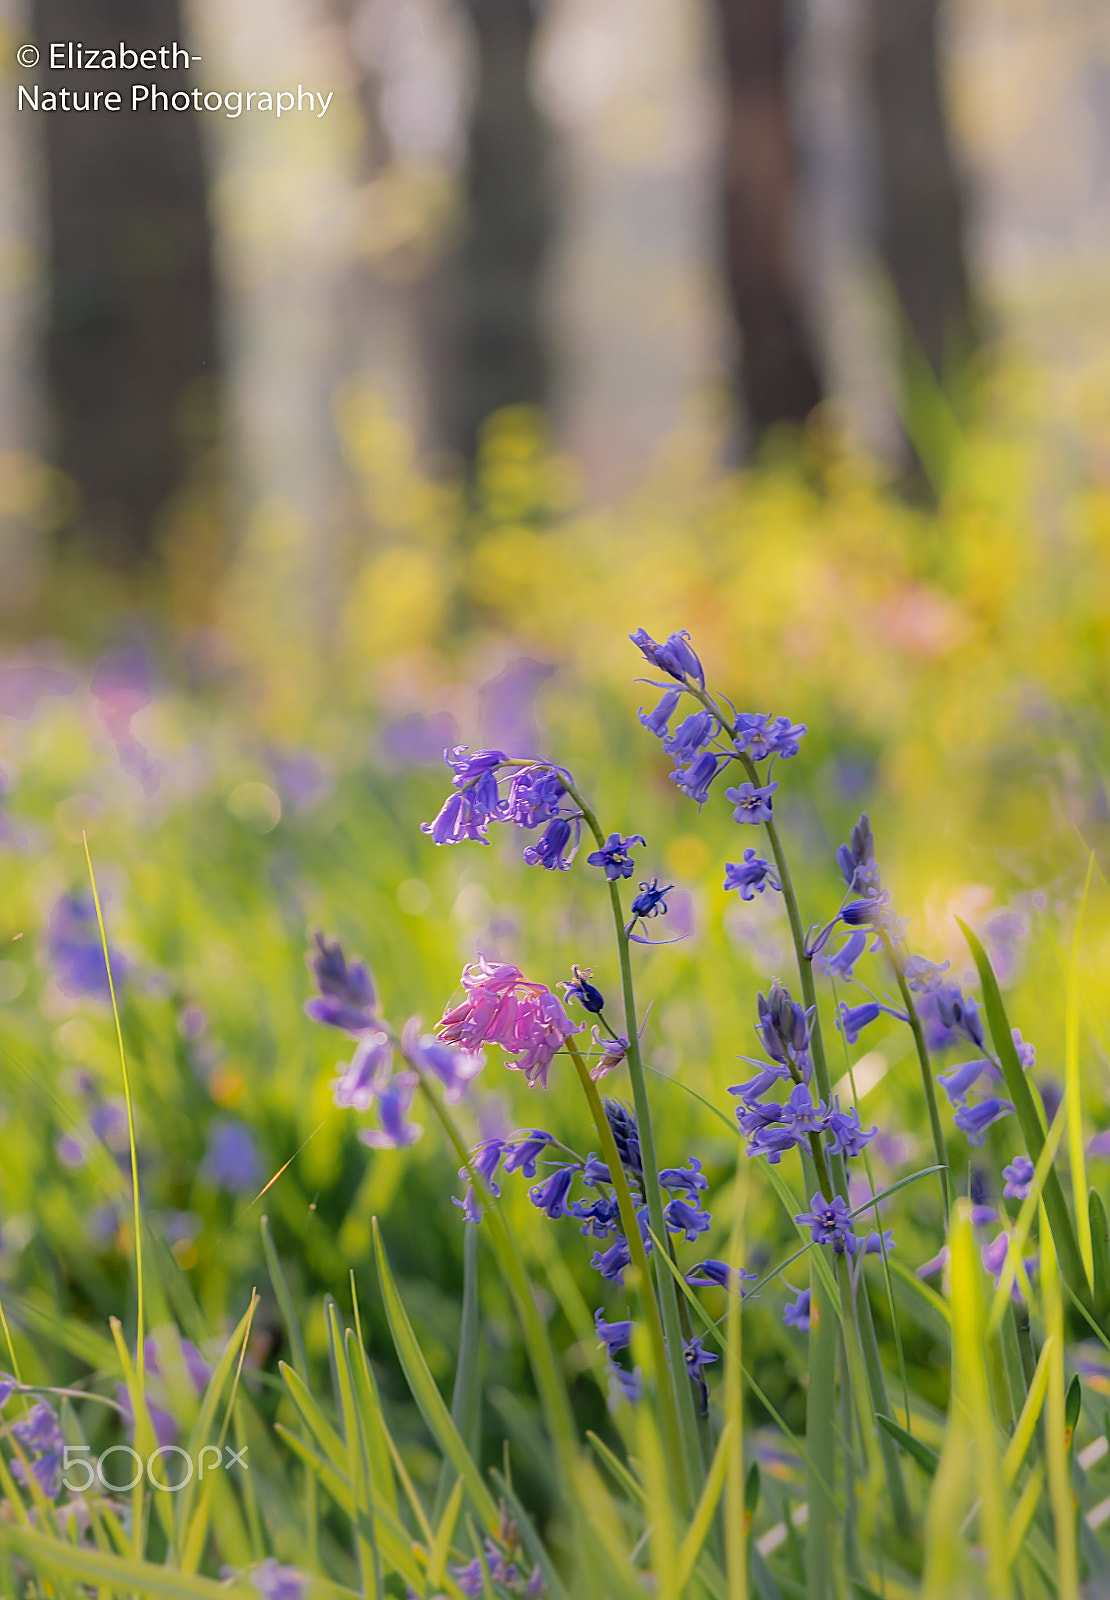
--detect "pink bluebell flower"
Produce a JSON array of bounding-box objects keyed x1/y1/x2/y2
[{"x1": 437, "y1": 958, "x2": 583, "y2": 1088}]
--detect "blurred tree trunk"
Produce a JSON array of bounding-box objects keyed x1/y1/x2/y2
[
  {"x1": 711, "y1": 0, "x2": 823, "y2": 448},
  {"x1": 444, "y1": 0, "x2": 550, "y2": 463},
  {"x1": 865, "y1": 0, "x2": 975, "y2": 413},
  {"x1": 30, "y1": 0, "x2": 219, "y2": 570}
]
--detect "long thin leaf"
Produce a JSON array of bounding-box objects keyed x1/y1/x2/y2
[
  {"x1": 372, "y1": 1218, "x2": 499, "y2": 1531},
  {"x1": 677, "y1": 1422, "x2": 733, "y2": 1591},
  {"x1": 0, "y1": 1519, "x2": 257, "y2": 1598},
  {"x1": 1065, "y1": 855, "x2": 1095, "y2": 1281},
  {"x1": 876, "y1": 1415, "x2": 939, "y2": 1479},
  {"x1": 959, "y1": 918, "x2": 1090, "y2": 1309}
]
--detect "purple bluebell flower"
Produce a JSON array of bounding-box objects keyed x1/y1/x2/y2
[
  {"x1": 670, "y1": 749, "x2": 725, "y2": 805},
  {"x1": 734, "y1": 713, "x2": 807, "y2": 762},
  {"x1": 591, "y1": 1236, "x2": 632, "y2": 1282},
  {"x1": 422, "y1": 789, "x2": 495, "y2": 846},
  {"x1": 604, "y1": 1100, "x2": 643, "y2": 1188},
  {"x1": 466, "y1": 1137, "x2": 506, "y2": 1196},
  {"x1": 0, "y1": 1373, "x2": 16, "y2": 1408},
  {"x1": 659, "y1": 1156, "x2": 708, "y2": 1200},
  {"x1": 836, "y1": 815, "x2": 879, "y2": 893},
  {"x1": 451, "y1": 1557, "x2": 485, "y2": 1598},
  {"x1": 936, "y1": 990, "x2": 986, "y2": 1050},
  {"x1": 756, "y1": 980, "x2": 812, "y2": 1068},
  {"x1": 529, "y1": 1165, "x2": 576, "y2": 1219},
  {"x1": 47, "y1": 893, "x2": 116, "y2": 1000},
  {"x1": 954, "y1": 1097, "x2": 1014, "y2": 1147},
  {"x1": 783, "y1": 1289, "x2": 811, "y2": 1330},
  {"x1": 11, "y1": 1401, "x2": 64, "y2": 1497},
  {"x1": 729, "y1": 1064, "x2": 791, "y2": 1105},
  {"x1": 581, "y1": 1152, "x2": 612, "y2": 1187},
  {"x1": 664, "y1": 711, "x2": 716, "y2": 762},
  {"x1": 522, "y1": 815, "x2": 579, "y2": 871},
  {"x1": 595, "y1": 1308, "x2": 633, "y2": 1355},
  {"x1": 304, "y1": 931, "x2": 377, "y2": 1034},
  {"x1": 685, "y1": 1260, "x2": 754, "y2": 1291},
  {"x1": 639, "y1": 688, "x2": 683, "y2": 738},
  {"x1": 502, "y1": 1130, "x2": 555, "y2": 1178},
  {"x1": 1012, "y1": 1030, "x2": 1035, "y2": 1069},
  {"x1": 725, "y1": 781, "x2": 778, "y2": 824},
  {"x1": 684, "y1": 1337, "x2": 718, "y2": 1414},
  {"x1": 841, "y1": 890, "x2": 896, "y2": 931},
  {"x1": 863, "y1": 1229, "x2": 896, "y2": 1255},
  {"x1": 937, "y1": 1058, "x2": 993, "y2": 1107},
  {"x1": 915, "y1": 983, "x2": 965, "y2": 1052},
  {"x1": 664, "y1": 1198, "x2": 711, "y2": 1242},
  {"x1": 629, "y1": 627, "x2": 705, "y2": 687},
  {"x1": 1088, "y1": 1130, "x2": 1110, "y2": 1158},
  {"x1": 454, "y1": 1186, "x2": 482, "y2": 1224},
  {"x1": 628, "y1": 877, "x2": 673, "y2": 922},
  {"x1": 836, "y1": 1000, "x2": 882, "y2": 1045},
  {"x1": 402, "y1": 1019, "x2": 484, "y2": 1103},
  {"x1": 331, "y1": 1032, "x2": 392, "y2": 1111},
  {"x1": 1002, "y1": 1156, "x2": 1034, "y2": 1199},
  {"x1": 780, "y1": 1083, "x2": 828, "y2": 1138},
  {"x1": 796, "y1": 1193, "x2": 857, "y2": 1254},
  {"x1": 359, "y1": 1071, "x2": 422, "y2": 1149},
  {"x1": 588, "y1": 1027, "x2": 629, "y2": 1080},
  {"x1": 823, "y1": 1103, "x2": 877, "y2": 1158},
  {"x1": 89, "y1": 1098, "x2": 128, "y2": 1148},
  {"x1": 251, "y1": 1559, "x2": 306, "y2": 1600},
  {"x1": 562, "y1": 966, "x2": 606, "y2": 1014},
  {"x1": 608, "y1": 1362, "x2": 642, "y2": 1406},
  {"x1": 201, "y1": 1120, "x2": 261, "y2": 1193},
  {"x1": 723, "y1": 849, "x2": 781, "y2": 900},
  {"x1": 745, "y1": 1124, "x2": 802, "y2": 1164},
  {"x1": 572, "y1": 1195, "x2": 621, "y2": 1237},
  {"x1": 903, "y1": 954, "x2": 950, "y2": 994},
  {"x1": 586, "y1": 832, "x2": 645, "y2": 881},
  {"x1": 56, "y1": 1132, "x2": 85, "y2": 1168},
  {"x1": 820, "y1": 930, "x2": 869, "y2": 982},
  {"x1": 503, "y1": 765, "x2": 566, "y2": 829}
]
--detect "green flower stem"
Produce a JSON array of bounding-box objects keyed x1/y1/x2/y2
[
  {"x1": 563, "y1": 782, "x2": 705, "y2": 1504},
  {"x1": 567, "y1": 1039, "x2": 692, "y2": 1510},
  {"x1": 881, "y1": 932, "x2": 951, "y2": 1222}
]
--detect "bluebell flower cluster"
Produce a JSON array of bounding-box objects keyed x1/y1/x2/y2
[
  {"x1": 7, "y1": 1397, "x2": 64, "y2": 1497},
  {"x1": 726, "y1": 980, "x2": 879, "y2": 1283},
  {"x1": 423, "y1": 747, "x2": 590, "y2": 872},
  {"x1": 456, "y1": 1103, "x2": 735, "y2": 1411},
  {"x1": 631, "y1": 627, "x2": 806, "y2": 816}
]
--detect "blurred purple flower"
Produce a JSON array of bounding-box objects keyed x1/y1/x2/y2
[
  {"x1": 359, "y1": 1072, "x2": 422, "y2": 1149},
  {"x1": 332, "y1": 1032, "x2": 392, "y2": 1111},
  {"x1": 783, "y1": 1288, "x2": 811, "y2": 1330},
  {"x1": 0, "y1": 662, "x2": 76, "y2": 719},
  {"x1": 402, "y1": 1018, "x2": 484, "y2": 1103},
  {"x1": 379, "y1": 711, "x2": 459, "y2": 765},
  {"x1": 478, "y1": 657, "x2": 555, "y2": 755},
  {"x1": 11, "y1": 1401, "x2": 63, "y2": 1497},
  {"x1": 47, "y1": 893, "x2": 121, "y2": 1000},
  {"x1": 304, "y1": 931, "x2": 377, "y2": 1034},
  {"x1": 201, "y1": 1120, "x2": 261, "y2": 1193},
  {"x1": 251, "y1": 1559, "x2": 307, "y2": 1600}
]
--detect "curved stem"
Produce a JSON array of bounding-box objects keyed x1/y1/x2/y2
[{"x1": 881, "y1": 932, "x2": 951, "y2": 1222}]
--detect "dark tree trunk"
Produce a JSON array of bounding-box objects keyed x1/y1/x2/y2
[
  {"x1": 711, "y1": 0, "x2": 823, "y2": 448},
  {"x1": 444, "y1": 0, "x2": 550, "y2": 463},
  {"x1": 865, "y1": 0, "x2": 975, "y2": 389},
  {"x1": 30, "y1": 0, "x2": 219, "y2": 569}
]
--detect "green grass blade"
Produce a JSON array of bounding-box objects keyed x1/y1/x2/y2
[
  {"x1": 959, "y1": 917, "x2": 1091, "y2": 1310},
  {"x1": 372, "y1": 1217, "x2": 499, "y2": 1531},
  {"x1": 435, "y1": 1216, "x2": 481, "y2": 1521},
  {"x1": 677, "y1": 1421, "x2": 733, "y2": 1591},
  {"x1": 1065, "y1": 855, "x2": 1095, "y2": 1282},
  {"x1": 1090, "y1": 1188, "x2": 1110, "y2": 1315},
  {"x1": 0, "y1": 1518, "x2": 258, "y2": 1598},
  {"x1": 345, "y1": 1325, "x2": 399, "y2": 1523},
  {"x1": 327, "y1": 1301, "x2": 381, "y2": 1599},
  {"x1": 876, "y1": 1415, "x2": 939, "y2": 1478},
  {"x1": 490, "y1": 1470, "x2": 574, "y2": 1600}
]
